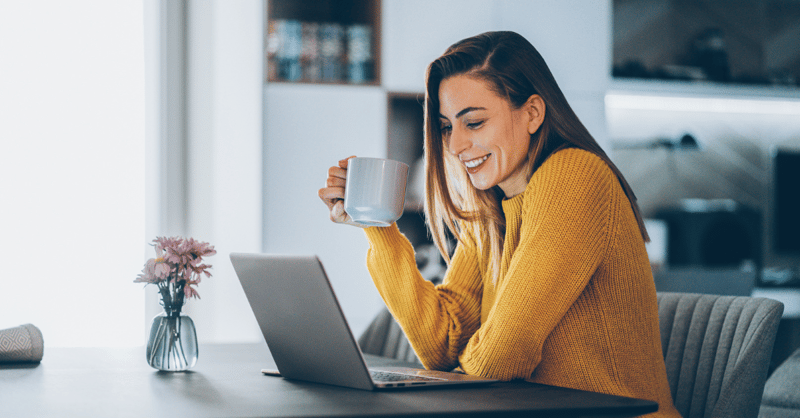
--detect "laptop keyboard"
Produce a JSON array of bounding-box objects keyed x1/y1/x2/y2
[{"x1": 370, "y1": 371, "x2": 442, "y2": 382}]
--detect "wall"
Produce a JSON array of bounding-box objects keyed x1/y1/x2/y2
[
  {"x1": 262, "y1": 84, "x2": 388, "y2": 336},
  {"x1": 184, "y1": 0, "x2": 265, "y2": 343}
]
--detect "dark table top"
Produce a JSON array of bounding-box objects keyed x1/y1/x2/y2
[{"x1": 0, "y1": 343, "x2": 657, "y2": 417}]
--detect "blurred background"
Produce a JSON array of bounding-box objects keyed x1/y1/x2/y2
[{"x1": 0, "y1": 0, "x2": 798, "y2": 368}]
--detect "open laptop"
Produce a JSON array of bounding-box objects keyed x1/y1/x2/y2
[{"x1": 230, "y1": 253, "x2": 499, "y2": 390}]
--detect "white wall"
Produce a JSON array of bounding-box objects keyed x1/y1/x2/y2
[
  {"x1": 262, "y1": 84, "x2": 388, "y2": 335},
  {"x1": 381, "y1": 0, "x2": 500, "y2": 92},
  {"x1": 184, "y1": 0, "x2": 265, "y2": 343}
]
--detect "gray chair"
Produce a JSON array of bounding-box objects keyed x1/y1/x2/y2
[
  {"x1": 759, "y1": 346, "x2": 800, "y2": 417},
  {"x1": 657, "y1": 292, "x2": 784, "y2": 418},
  {"x1": 359, "y1": 246, "x2": 443, "y2": 365},
  {"x1": 358, "y1": 308, "x2": 421, "y2": 365}
]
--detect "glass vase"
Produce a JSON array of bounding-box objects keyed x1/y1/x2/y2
[{"x1": 146, "y1": 282, "x2": 198, "y2": 371}]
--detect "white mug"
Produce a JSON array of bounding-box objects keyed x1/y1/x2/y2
[{"x1": 344, "y1": 157, "x2": 409, "y2": 227}]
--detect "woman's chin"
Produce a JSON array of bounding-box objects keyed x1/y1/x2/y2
[{"x1": 468, "y1": 175, "x2": 495, "y2": 191}]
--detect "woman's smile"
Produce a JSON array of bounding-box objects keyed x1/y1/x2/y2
[{"x1": 463, "y1": 154, "x2": 490, "y2": 172}]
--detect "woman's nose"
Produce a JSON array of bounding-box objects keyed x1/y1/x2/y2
[{"x1": 447, "y1": 128, "x2": 470, "y2": 156}]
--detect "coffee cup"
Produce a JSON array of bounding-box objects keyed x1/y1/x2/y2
[{"x1": 344, "y1": 157, "x2": 409, "y2": 227}]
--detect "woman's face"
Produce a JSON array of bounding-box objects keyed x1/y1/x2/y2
[{"x1": 438, "y1": 74, "x2": 542, "y2": 197}]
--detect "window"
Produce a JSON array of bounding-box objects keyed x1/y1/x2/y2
[{"x1": 0, "y1": 1, "x2": 146, "y2": 346}]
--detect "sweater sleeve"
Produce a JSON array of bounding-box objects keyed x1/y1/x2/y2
[
  {"x1": 364, "y1": 224, "x2": 483, "y2": 371},
  {"x1": 457, "y1": 151, "x2": 615, "y2": 380}
]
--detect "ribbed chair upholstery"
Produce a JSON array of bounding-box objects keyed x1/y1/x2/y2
[
  {"x1": 759, "y1": 346, "x2": 800, "y2": 417},
  {"x1": 358, "y1": 308, "x2": 422, "y2": 365},
  {"x1": 657, "y1": 292, "x2": 784, "y2": 418}
]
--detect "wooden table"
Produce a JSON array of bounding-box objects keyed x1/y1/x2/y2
[{"x1": 0, "y1": 343, "x2": 658, "y2": 417}]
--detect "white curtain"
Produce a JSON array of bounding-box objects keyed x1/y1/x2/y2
[{"x1": 0, "y1": 1, "x2": 146, "y2": 346}]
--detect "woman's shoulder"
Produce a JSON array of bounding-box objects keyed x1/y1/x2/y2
[
  {"x1": 541, "y1": 147, "x2": 607, "y2": 170},
  {"x1": 533, "y1": 147, "x2": 614, "y2": 185},
  {"x1": 522, "y1": 148, "x2": 618, "y2": 218}
]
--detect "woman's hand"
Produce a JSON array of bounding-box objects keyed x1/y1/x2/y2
[{"x1": 318, "y1": 156, "x2": 367, "y2": 228}]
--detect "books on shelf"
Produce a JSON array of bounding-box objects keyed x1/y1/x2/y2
[
  {"x1": 268, "y1": 19, "x2": 373, "y2": 84},
  {"x1": 320, "y1": 23, "x2": 344, "y2": 82},
  {"x1": 301, "y1": 22, "x2": 321, "y2": 82},
  {"x1": 346, "y1": 24, "x2": 371, "y2": 84}
]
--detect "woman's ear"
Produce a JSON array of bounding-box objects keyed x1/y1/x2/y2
[{"x1": 525, "y1": 94, "x2": 545, "y2": 135}]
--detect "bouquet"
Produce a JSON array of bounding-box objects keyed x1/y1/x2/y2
[{"x1": 135, "y1": 237, "x2": 217, "y2": 309}]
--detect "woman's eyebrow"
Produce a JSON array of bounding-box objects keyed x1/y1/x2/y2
[
  {"x1": 455, "y1": 106, "x2": 486, "y2": 119},
  {"x1": 439, "y1": 106, "x2": 487, "y2": 121}
]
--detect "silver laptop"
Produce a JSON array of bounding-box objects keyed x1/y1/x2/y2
[{"x1": 230, "y1": 253, "x2": 499, "y2": 390}]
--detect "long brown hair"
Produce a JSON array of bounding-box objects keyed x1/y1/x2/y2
[{"x1": 424, "y1": 31, "x2": 648, "y2": 278}]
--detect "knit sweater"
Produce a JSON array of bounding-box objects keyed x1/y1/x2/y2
[{"x1": 364, "y1": 148, "x2": 679, "y2": 417}]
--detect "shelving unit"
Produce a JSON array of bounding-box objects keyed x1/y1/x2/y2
[
  {"x1": 386, "y1": 92, "x2": 429, "y2": 248},
  {"x1": 265, "y1": 0, "x2": 381, "y2": 85},
  {"x1": 608, "y1": 78, "x2": 800, "y2": 101},
  {"x1": 386, "y1": 92, "x2": 424, "y2": 204},
  {"x1": 612, "y1": 0, "x2": 800, "y2": 88}
]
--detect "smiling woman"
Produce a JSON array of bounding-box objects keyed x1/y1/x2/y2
[
  {"x1": 320, "y1": 31, "x2": 681, "y2": 418},
  {"x1": 0, "y1": 1, "x2": 146, "y2": 346}
]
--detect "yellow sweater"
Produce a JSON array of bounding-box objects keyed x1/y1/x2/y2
[{"x1": 364, "y1": 148, "x2": 679, "y2": 417}]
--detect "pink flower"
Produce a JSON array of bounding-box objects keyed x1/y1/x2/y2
[
  {"x1": 134, "y1": 236, "x2": 215, "y2": 301},
  {"x1": 134, "y1": 258, "x2": 172, "y2": 283},
  {"x1": 184, "y1": 282, "x2": 200, "y2": 299}
]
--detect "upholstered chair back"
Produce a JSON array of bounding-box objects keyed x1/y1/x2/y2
[
  {"x1": 358, "y1": 308, "x2": 421, "y2": 365},
  {"x1": 657, "y1": 292, "x2": 783, "y2": 418}
]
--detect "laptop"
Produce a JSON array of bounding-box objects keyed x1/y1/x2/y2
[{"x1": 230, "y1": 253, "x2": 499, "y2": 390}]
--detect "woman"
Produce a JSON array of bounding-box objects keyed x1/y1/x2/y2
[{"x1": 319, "y1": 31, "x2": 679, "y2": 417}]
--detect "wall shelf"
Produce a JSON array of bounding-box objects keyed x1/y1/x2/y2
[
  {"x1": 613, "y1": 0, "x2": 800, "y2": 89},
  {"x1": 265, "y1": 0, "x2": 381, "y2": 85},
  {"x1": 386, "y1": 92, "x2": 429, "y2": 248},
  {"x1": 609, "y1": 78, "x2": 800, "y2": 101}
]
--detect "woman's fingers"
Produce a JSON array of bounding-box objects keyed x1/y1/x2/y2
[
  {"x1": 319, "y1": 162, "x2": 349, "y2": 208},
  {"x1": 327, "y1": 168, "x2": 347, "y2": 187},
  {"x1": 319, "y1": 156, "x2": 366, "y2": 228},
  {"x1": 338, "y1": 155, "x2": 356, "y2": 169},
  {"x1": 329, "y1": 199, "x2": 348, "y2": 223},
  {"x1": 318, "y1": 186, "x2": 344, "y2": 209},
  {"x1": 328, "y1": 164, "x2": 346, "y2": 178}
]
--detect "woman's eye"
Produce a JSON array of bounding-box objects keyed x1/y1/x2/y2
[
  {"x1": 466, "y1": 120, "x2": 484, "y2": 129},
  {"x1": 440, "y1": 125, "x2": 452, "y2": 136}
]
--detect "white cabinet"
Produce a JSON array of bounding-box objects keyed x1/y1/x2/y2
[{"x1": 262, "y1": 83, "x2": 388, "y2": 334}]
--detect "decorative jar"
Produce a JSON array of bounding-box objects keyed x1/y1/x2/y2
[{"x1": 146, "y1": 281, "x2": 198, "y2": 371}]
